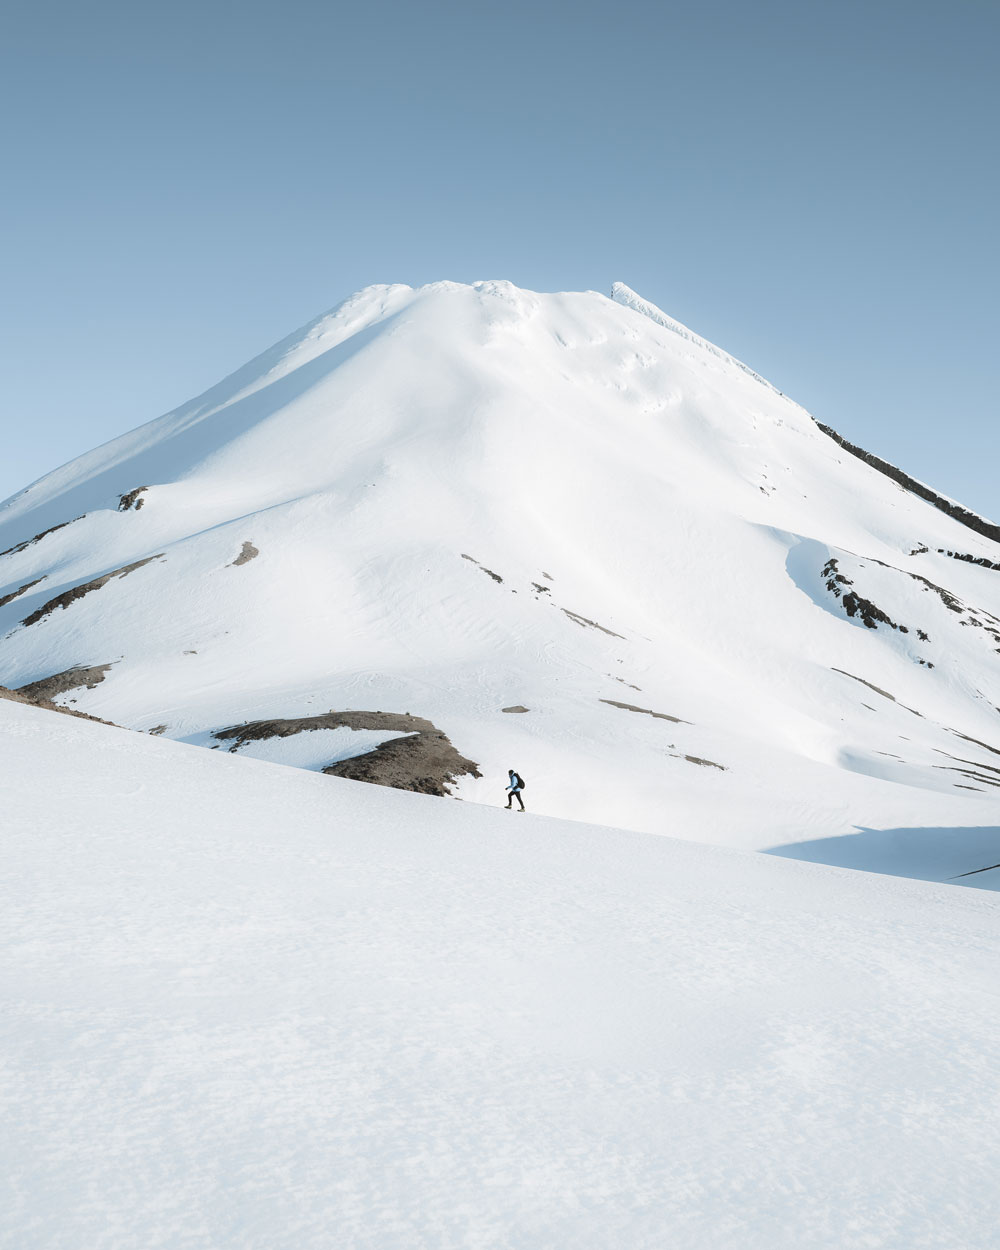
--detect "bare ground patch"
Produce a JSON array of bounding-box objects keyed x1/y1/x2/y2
[
  {"x1": 679, "y1": 754, "x2": 726, "y2": 770},
  {"x1": 21, "y1": 555, "x2": 165, "y2": 627},
  {"x1": 17, "y1": 663, "x2": 114, "y2": 701},
  {"x1": 562, "y1": 609, "x2": 624, "y2": 639},
  {"x1": 502, "y1": 705, "x2": 529, "y2": 713},
  {"x1": 600, "y1": 698, "x2": 688, "y2": 724},
  {"x1": 831, "y1": 668, "x2": 925, "y2": 717},
  {"x1": 0, "y1": 684, "x2": 118, "y2": 727},
  {"x1": 230, "y1": 542, "x2": 259, "y2": 567},
  {"x1": 0, "y1": 519, "x2": 77, "y2": 559},
  {"x1": 214, "y1": 710, "x2": 481, "y2": 797},
  {"x1": 461, "y1": 554, "x2": 503, "y2": 583},
  {"x1": 0, "y1": 577, "x2": 46, "y2": 609}
]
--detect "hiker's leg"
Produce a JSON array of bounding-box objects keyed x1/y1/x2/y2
[{"x1": 515, "y1": 791, "x2": 524, "y2": 810}]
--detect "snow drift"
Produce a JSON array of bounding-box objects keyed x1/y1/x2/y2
[{"x1": 4, "y1": 696, "x2": 1000, "y2": 1249}]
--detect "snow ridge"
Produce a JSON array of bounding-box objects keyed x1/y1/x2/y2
[{"x1": 610, "y1": 281, "x2": 788, "y2": 398}]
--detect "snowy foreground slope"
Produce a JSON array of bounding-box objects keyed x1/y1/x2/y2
[
  {"x1": 4, "y1": 280, "x2": 1000, "y2": 879},
  {"x1": 4, "y1": 698, "x2": 1000, "y2": 1250}
]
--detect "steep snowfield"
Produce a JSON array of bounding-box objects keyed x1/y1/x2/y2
[
  {"x1": 3, "y1": 698, "x2": 1000, "y2": 1249},
  {"x1": 3, "y1": 280, "x2": 1000, "y2": 876}
]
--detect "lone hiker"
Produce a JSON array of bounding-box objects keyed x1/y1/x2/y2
[{"x1": 505, "y1": 769, "x2": 525, "y2": 811}]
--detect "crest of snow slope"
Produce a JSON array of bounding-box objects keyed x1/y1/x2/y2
[
  {"x1": 3, "y1": 698, "x2": 1000, "y2": 1250},
  {"x1": 3, "y1": 279, "x2": 1000, "y2": 878}
]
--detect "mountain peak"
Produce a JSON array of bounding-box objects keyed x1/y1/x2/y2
[{"x1": 3, "y1": 279, "x2": 1000, "y2": 872}]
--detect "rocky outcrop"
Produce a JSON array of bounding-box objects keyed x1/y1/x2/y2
[{"x1": 214, "y1": 710, "x2": 481, "y2": 797}]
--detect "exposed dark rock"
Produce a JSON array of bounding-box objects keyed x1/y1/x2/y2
[
  {"x1": 17, "y1": 663, "x2": 113, "y2": 701},
  {"x1": 230, "y1": 541, "x2": 259, "y2": 567},
  {"x1": 21, "y1": 555, "x2": 164, "y2": 627},
  {"x1": 148, "y1": 725, "x2": 167, "y2": 735},
  {"x1": 214, "y1": 709, "x2": 481, "y2": 797},
  {"x1": 0, "y1": 577, "x2": 46, "y2": 609},
  {"x1": 903, "y1": 569, "x2": 965, "y2": 614},
  {"x1": 600, "y1": 698, "x2": 688, "y2": 723},
  {"x1": 0, "y1": 519, "x2": 75, "y2": 559},
  {"x1": 822, "y1": 558, "x2": 907, "y2": 631},
  {"x1": 682, "y1": 754, "x2": 726, "y2": 770},
  {"x1": 531, "y1": 582, "x2": 550, "y2": 594},
  {"x1": 502, "y1": 705, "x2": 530, "y2": 713},
  {"x1": 841, "y1": 590, "x2": 907, "y2": 632},
  {"x1": 822, "y1": 557, "x2": 854, "y2": 598},
  {"x1": 118, "y1": 487, "x2": 149, "y2": 511},
  {"x1": 562, "y1": 609, "x2": 624, "y2": 638},
  {"x1": 815, "y1": 421, "x2": 1000, "y2": 547},
  {"x1": 461, "y1": 554, "x2": 503, "y2": 583},
  {"x1": 936, "y1": 549, "x2": 1000, "y2": 572}
]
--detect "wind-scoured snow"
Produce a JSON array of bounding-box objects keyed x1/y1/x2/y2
[
  {"x1": 4, "y1": 697, "x2": 1000, "y2": 1249},
  {"x1": 2, "y1": 280, "x2": 1000, "y2": 882}
]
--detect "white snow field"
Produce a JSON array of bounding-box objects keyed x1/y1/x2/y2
[
  {"x1": 3, "y1": 280, "x2": 1000, "y2": 883},
  {"x1": 4, "y1": 696, "x2": 1000, "y2": 1250}
]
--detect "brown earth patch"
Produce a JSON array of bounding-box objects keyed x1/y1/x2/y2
[
  {"x1": 0, "y1": 519, "x2": 76, "y2": 559},
  {"x1": 600, "y1": 698, "x2": 688, "y2": 724},
  {"x1": 831, "y1": 669, "x2": 928, "y2": 718},
  {"x1": 17, "y1": 663, "x2": 114, "y2": 701},
  {"x1": 214, "y1": 710, "x2": 481, "y2": 797},
  {"x1": 562, "y1": 609, "x2": 624, "y2": 639},
  {"x1": 0, "y1": 577, "x2": 46, "y2": 609},
  {"x1": 22, "y1": 555, "x2": 164, "y2": 627},
  {"x1": 230, "y1": 541, "x2": 259, "y2": 567},
  {"x1": 0, "y1": 683, "x2": 118, "y2": 727}
]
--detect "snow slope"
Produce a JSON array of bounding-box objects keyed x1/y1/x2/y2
[
  {"x1": 3, "y1": 280, "x2": 1000, "y2": 878},
  {"x1": 4, "y1": 697, "x2": 1000, "y2": 1250}
]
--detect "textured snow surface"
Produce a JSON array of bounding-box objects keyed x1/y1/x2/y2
[
  {"x1": 4, "y1": 698, "x2": 1000, "y2": 1250},
  {"x1": 4, "y1": 279, "x2": 1000, "y2": 881}
]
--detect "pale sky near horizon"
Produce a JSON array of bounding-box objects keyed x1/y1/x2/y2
[{"x1": 2, "y1": 0, "x2": 997, "y2": 515}]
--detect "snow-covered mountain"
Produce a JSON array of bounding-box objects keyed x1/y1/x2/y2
[
  {"x1": 5, "y1": 694, "x2": 1000, "y2": 1249},
  {"x1": 3, "y1": 279, "x2": 1000, "y2": 879}
]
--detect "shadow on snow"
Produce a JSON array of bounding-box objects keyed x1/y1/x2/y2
[{"x1": 765, "y1": 825, "x2": 1000, "y2": 891}]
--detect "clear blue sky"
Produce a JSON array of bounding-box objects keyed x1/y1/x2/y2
[{"x1": 2, "y1": 0, "x2": 997, "y2": 515}]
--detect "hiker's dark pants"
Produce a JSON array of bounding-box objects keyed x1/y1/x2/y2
[{"x1": 506, "y1": 790, "x2": 524, "y2": 810}]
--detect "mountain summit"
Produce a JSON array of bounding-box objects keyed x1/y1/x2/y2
[{"x1": 3, "y1": 280, "x2": 1000, "y2": 879}]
